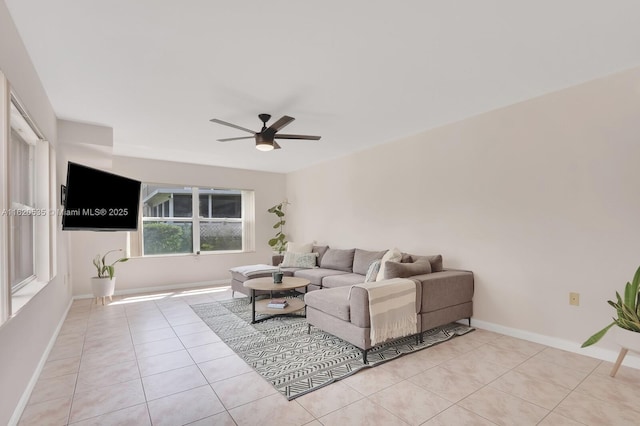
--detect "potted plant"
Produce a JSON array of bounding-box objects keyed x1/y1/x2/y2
[
  {"x1": 581, "y1": 265, "x2": 640, "y2": 376},
  {"x1": 267, "y1": 200, "x2": 288, "y2": 255},
  {"x1": 91, "y1": 249, "x2": 129, "y2": 304}
]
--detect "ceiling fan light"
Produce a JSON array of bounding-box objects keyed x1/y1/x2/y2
[{"x1": 256, "y1": 141, "x2": 274, "y2": 151}]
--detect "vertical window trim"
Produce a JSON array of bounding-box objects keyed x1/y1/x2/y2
[
  {"x1": 241, "y1": 190, "x2": 255, "y2": 252},
  {"x1": 0, "y1": 72, "x2": 11, "y2": 323},
  {"x1": 191, "y1": 187, "x2": 200, "y2": 253}
]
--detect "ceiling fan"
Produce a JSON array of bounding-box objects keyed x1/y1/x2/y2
[{"x1": 209, "y1": 113, "x2": 321, "y2": 151}]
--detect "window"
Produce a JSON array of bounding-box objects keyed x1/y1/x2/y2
[
  {"x1": 0, "y1": 77, "x2": 54, "y2": 324},
  {"x1": 8, "y1": 99, "x2": 38, "y2": 292},
  {"x1": 141, "y1": 184, "x2": 252, "y2": 255},
  {"x1": 198, "y1": 189, "x2": 242, "y2": 252}
]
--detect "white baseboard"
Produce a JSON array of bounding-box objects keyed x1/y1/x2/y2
[
  {"x1": 468, "y1": 318, "x2": 640, "y2": 370},
  {"x1": 73, "y1": 279, "x2": 230, "y2": 300},
  {"x1": 10, "y1": 298, "x2": 74, "y2": 426}
]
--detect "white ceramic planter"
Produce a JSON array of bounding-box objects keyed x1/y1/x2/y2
[
  {"x1": 614, "y1": 326, "x2": 640, "y2": 353},
  {"x1": 91, "y1": 277, "x2": 116, "y2": 298},
  {"x1": 610, "y1": 326, "x2": 640, "y2": 377}
]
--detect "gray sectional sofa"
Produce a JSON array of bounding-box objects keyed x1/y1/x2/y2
[{"x1": 230, "y1": 245, "x2": 474, "y2": 362}]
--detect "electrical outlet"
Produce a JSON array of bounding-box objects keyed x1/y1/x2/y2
[{"x1": 569, "y1": 292, "x2": 580, "y2": 306}]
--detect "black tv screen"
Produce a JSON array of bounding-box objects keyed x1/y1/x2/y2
[{"x1": 62, "y1": 162, "x2": 141, "y2": 231}]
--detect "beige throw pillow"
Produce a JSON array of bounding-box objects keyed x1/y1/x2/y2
[
  {"x1": 376, "y1": 247, "x2": 402, "y2": 281},
  {"x1": 286, "y1": 242, "x2": 313, "y2": 253}
]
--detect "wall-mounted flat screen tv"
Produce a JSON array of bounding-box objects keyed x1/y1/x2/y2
[{"x1": 62, "y1": 162, "x2": 141, "y2": 231}]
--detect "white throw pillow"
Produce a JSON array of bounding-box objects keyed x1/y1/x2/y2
[
  {"x1": 286, "y1": 241, "x2": 313, "y2": 253},
  {"x1": 376, "y1": 247, "x2": 403, "y2": 281},
  {"x1": 280, "y1": 251, "x2": 318, "y2": 268},
  {"x1": 365, "y1": 260, "x2": 381, "y2": 282}
]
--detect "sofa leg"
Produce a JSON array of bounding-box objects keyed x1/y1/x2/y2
[
  {"x1": 307, "y1": 324, "x2": 311, "y2": 334},
  {"x1": 231, "y1": 290, "x2": 235, "y2": 298},
  {"x1": 362, "y1": 349, "x2": 368, "y2": 364},
  {"x1": 468, "y1": 317, "x2": 471, "y2": 326}
]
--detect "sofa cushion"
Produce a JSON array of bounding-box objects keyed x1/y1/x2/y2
[
  {"x1": 384, "y1": 259, "x2": 431, "y2": 279},
  {"x1": 320, "y1": 248, "x2": 355, "y2": 272},
  {"x1": 365, "y1": 260, "x2": 381, "y2": 282},
  {"x1": 376, "y1": 247, "x2": 402, "y2": 281},
  {"x1": 312, "y1": 245, "x2": 330, "y2": 266},
  {"x1": 293, "y1": 268, "x2": 348, "y2": 286},
  {"x1": 352, "y1": 249, "x2": 387, "y2": 275},
  {"x1": 304, "y1": 286, "x2": 352, "y2": 322},
  {"x1": 402, "y1": 253, "x2": 443, "y2": 272},
  {"x1": 322, "y1": 273, "x2": 366, "y2": 289},
  {"x1": 280, "y1": 251, "x2": 318, "y2": 268}
]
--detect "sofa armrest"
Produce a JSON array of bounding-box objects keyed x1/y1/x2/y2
[
  {"x1": 348, "y1": 280, "x2": 422, "y2": 328},
  {"x1": 349, "y1": 286, "x2": 370, "y2": 328},
  {"x1": 412, "y1": 270, "x2": 474, "y2": 313}
]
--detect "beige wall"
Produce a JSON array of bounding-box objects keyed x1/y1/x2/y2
[
  {"x1": 0, "y1": 2, "x2": 71, "y2": 425},
  {"x1": 287, "y1": 66, "x2": 640, "y2": 362}
]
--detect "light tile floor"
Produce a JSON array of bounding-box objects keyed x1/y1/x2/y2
[{"x1": 18, "y1": 285, "x2": 640, "y2": 425}]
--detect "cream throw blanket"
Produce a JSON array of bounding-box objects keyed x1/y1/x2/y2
[
  {"x1": 350, "y1": 278, "x2": 417, "y2": 346},
  {"x1": 229, "y1": 264, "x2": 278, "y2": 276}
]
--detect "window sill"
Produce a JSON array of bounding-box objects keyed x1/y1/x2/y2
[
  {"x1": 133, "y1": 250, "x2": 253, "y2": 259},
  {"x1": 11, "y1": 278, "x2": 49, "y2": 316}
]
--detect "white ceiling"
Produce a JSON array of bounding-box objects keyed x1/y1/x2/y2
[{"x1": 5, "y1": 1, "x2": 640, "y2": 173}]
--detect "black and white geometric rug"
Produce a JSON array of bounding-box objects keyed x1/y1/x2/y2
[{"x1": 191, "y1": 298, "x2": 474, "y2": 400}]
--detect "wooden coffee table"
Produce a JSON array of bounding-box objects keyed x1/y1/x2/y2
[{"x1": 243, "y1": 276, "x2": 310, "y2": 324}]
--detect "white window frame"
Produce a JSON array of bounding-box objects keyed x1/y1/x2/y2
[
  {"x1": 138, "y1": 183, "x2": 254, "y2": 256},
  {"x1": 0, "y1": 72, "x2": 10, "y2": 323},
  {"x1": 0, "y1": 73, "x2": 54, "y2": 323}
]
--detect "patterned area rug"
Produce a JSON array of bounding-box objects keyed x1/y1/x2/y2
[{"x1": 191, "y1": 297, "x2": 474, "y2": 400}]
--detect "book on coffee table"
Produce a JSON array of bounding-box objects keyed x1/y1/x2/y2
[{"x1": 267, "y1": 298, "x2": 288, "y2": 309}]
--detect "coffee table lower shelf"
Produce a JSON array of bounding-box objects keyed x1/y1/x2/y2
[{"x1": 252, "y1": 298, "x2": 306, "y2": 324}]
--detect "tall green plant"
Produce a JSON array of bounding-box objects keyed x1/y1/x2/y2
[
  {"x1": 93, "y1": 249, "x2": 129, "y2": 279},
  {"x1": 581, "y1": 265, "x2": 640, "y2": 347},
  {"x1": 267, "y1": 201, "x2": 288, "y2": 254}
]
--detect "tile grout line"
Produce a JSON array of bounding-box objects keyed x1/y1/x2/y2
[
  {"x1": 64, "y1": 300, "x2": 91, "y2": 426},
  {"x1": 125, "y1": 299, "x2": 154, "y2": 426}
]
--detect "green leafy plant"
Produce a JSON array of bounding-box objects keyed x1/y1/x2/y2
[
  {"x1": 267, "y1": 201, "x2": 288, "y2": 254},
  {"x1": 93, "y1": 249, "x2": 129, "y2": 279},
  {"x1": 581, "y1": 265, "x2": 640, "y2": 347}
]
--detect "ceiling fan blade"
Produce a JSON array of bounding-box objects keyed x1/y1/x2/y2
[
  {"x1": 209, "y1": 118, "x2": 256, "y2": 134},
  {"x1": 267, "y1": 115, "x2": 295, "y2": 133},
  {"x1": 273, "y1": 141, "x2": 282, "y2": 150},
  {"x1": 274, "y1": 134, "x2": 321, "y2": 140},
  {"x1": 217, "y1": 136, "x2": 255, "y2": 142}
]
